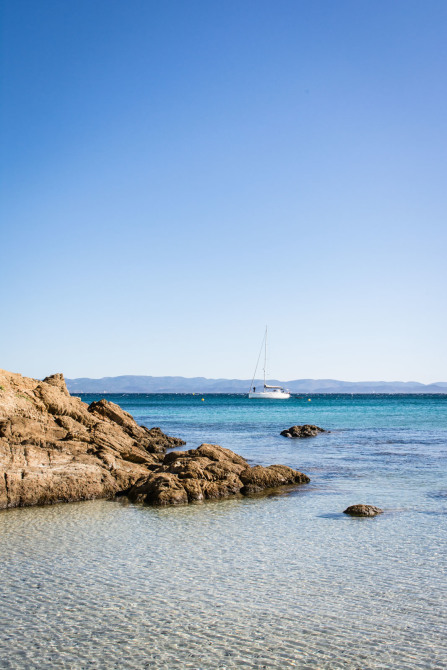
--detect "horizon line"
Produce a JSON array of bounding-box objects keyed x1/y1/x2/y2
[{"x1": 65, "y1": 374, "x2": 447, "y2": 386}]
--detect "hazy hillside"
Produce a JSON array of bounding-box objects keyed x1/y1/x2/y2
[{"x1": 66, "y1": 375, "x2": 447, "y2": 394}]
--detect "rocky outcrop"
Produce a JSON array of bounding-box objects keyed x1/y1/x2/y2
[
  {"x1": 0, "y1": 369, "x2": 311, "y2": 509},
  {"x1": 343, "y1": 504, "x2": 383, "y2": 517},
  {"x1": 0, "y1": 369, "x2": 184, "y2": 509},
  {"x1": 125, "y1": 443, "x2": 310, "y2": 505},
  {"x1": 280, "y1": 424, "x2": 326, "y2": 438}
]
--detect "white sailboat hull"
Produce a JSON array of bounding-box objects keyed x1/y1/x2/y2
[{"x1": 248, "y1": 391, "x2": 291, "y2": 399}]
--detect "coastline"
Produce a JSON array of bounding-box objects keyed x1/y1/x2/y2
[
  {"x1": 0, "y1": 369, "x2": 310, "y2": 510},
  {"x1": 1, "y1": 391, "x2": 446, "y2": 669}
]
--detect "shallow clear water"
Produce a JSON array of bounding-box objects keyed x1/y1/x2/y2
[{"x1": 1, "y1": 394, "x2": 446, "y2": 669}]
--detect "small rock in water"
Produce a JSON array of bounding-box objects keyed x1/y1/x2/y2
[
  {"x1": 280, "y1": 424, "x2": 325, "y2": 438},
  {"x1": 343, "y1": 504, "x2": 383, "y2": 517}
]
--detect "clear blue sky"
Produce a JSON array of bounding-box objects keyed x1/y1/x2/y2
[{"x1": 1, "y1": 0, "x2": 446, "y2": 382}]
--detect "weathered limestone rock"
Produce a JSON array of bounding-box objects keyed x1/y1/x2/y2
[
  {"x1": 280, "y1": 424, "x2": 326, "y2": 438},
  {"x1": 343, "y1": 504, "x2": 383, "y2": 517},
  {"x1": 0, "y1": 369, "x2": 184, "y2": 509},
  {"x1": 125, "y1": 443, "x2": 310, "y2": 505}
]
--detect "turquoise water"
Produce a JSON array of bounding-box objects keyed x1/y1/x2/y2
[{"x1": 1, "y1": 394, "x2": 446, "y2": 669}]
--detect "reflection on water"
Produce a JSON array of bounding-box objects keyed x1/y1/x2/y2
[{"x1": 1, "y1": 394, "x2": 446, "y2": 669}]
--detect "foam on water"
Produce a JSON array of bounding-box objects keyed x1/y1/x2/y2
[{"x1": 1, "y1": 394, "x2": 446, "y2": 668}]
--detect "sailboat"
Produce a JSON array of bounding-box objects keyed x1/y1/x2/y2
[{"x1": 248, "y1": 327, "x2": 291, "y2": 399}]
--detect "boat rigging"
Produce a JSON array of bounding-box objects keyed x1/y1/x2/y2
[{"x1": 248, "y1": 327, "x2": 291, "y2": 399}]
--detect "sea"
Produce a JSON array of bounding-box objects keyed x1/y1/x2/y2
[{"x1": 1, "y1": 393, "x2": 446, "y2": 669}]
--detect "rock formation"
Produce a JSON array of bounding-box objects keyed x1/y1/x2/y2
[
  {"x1": 125, "y1": 443, "x2": 310, "y2": 505},
  {"x1": 0, "y1": 369, "x2": 310, "y2": 509},
  {"x1": 343, "y1": 504, "x2": 383, "y2": 516},
  {"x1": 0, "y1": 369, "x2": 184, "y2": 509},
  {"x1": 280, "y1": 424, "x2": 326, "y2": 438}
]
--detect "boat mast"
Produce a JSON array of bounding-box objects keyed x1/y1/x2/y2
[
  {"x1": 249, "y1": 328, "x2": 267, "y2": 394},
  {"x1": 263, "y1": 325, "x2": 267, "y2": 389}
]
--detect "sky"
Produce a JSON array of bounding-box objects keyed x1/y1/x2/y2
[{"x1": 1, "y1": 0, "x2": 446, "y2": 383}]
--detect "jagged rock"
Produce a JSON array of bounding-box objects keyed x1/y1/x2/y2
[
  {"x1": 42, "y1": 373, "x2": 71, "y2": 395},
  {"x1": 126, "y1": 443, "x2": 310, "y2": 505},
  {"x1": 280, "y1": 424, "x2": 326, "y2": 438},
  {"x1": 343, "y1": 504, "x2": 383, "y2": 517},
  {"x1": 88, "y1": 400, "x2": 183, "y2": 453},
  {"x1": 0, "y1": 369, "x2": 185, "y2": 509}
]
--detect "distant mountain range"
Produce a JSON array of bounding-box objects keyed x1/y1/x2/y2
[{"x1": 65, "y1": 375, "x2": 447, "y2": 394}]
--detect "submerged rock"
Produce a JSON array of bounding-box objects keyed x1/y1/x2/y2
[
  {"x1": 126, "y1": 443, "x2": 310, "y2": 505},
  {"x1": 280, "y1": 424, "x2": 325, "y2": 438},
  {"x1": 343, "y1": 504, "x2": 383, "y2": 517},
  {"x1": 0, "y1": 369, "x2": 310, "y2": 509}
]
